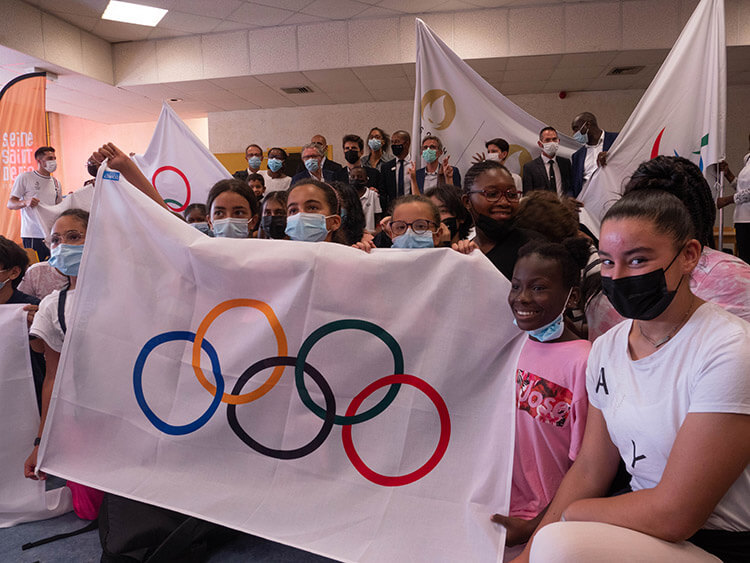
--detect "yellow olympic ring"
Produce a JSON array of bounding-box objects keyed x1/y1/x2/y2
[{"x1": 192, "y1": 299, "x2": 287, "y2": 405}]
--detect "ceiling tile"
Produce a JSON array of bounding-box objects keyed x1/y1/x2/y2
[
  {"x1": 170, "y1": 0, "x2": 244, "y2": 18},
  {"x1": 281, "y1": 12, "x2": 327, "y2": 25},
  {"x1": 281, "y1": 92, "x2": 334, "y2": 106},
  {"x1": 36, "y1": 0, "x2": 108, "y2": 18},
  {"x1": 147, "y1": 27, "x2": 192, "y2": 39},
  {"x1": 505, "y1": 54, "x2": 562, "y2": 70},
  {"x1": 610, "y1": 49, "x2": 668, "y2": 67},
  {"x1": 558, "y1": 51, "x2": 618, "y2": 68},
  {"x1": 228, "y1": 3, "x2": 296, "y2": 26},
  {"x1": 212, "y1": 20, "x2": 258, "y2": 32},
  {"x1": 303, "y1": 68, "x2": 360, "y2": 85},
  {"x1": 360, "y1": 76, "x2": 410, "y2": 90},
  {"x1": 327, "y1": 90, "x2": 374, "y2": 104},
  {"x1": 90, "y1": 19, "x2": 153, "y2": 43},
  {"x1": 467, "y1": 57, "x2": 507, "y2": 73},
  {"x1": 252, "y1": 0, "x2": 317, "y2": 10},
  {"x1": 352, "y1": 64, "x2": 407, "y2": 80},
  {"x1": 352, "y1": 6, "x2": 406, "y2": 18},
  {"x1": 549, "y1": 64, "x2": 604, "y2": 80},
  {"x1": 156, "y1": 11, "x2": 223, "y2": 34},
  {"x1": 543, "y1": 79, "x2": 594, "y2": 92},
  {"x1": 300, "y1": 0, "x2": 370, "y2": 19},
  {"x1": 369, "y1": 88, "x2": 413, "y2": 101},
  {"x1": 378, "y1": 0, "x2": 449, "y2": 14},
  {"x1": 50, "y1": 12, "x2": 99, "y2": 32},
  {"x1": 256, "y1": 72, "x2": 310, "y2": 87},
  {"x1": 503, "y1": 67, "x2": 554, "y2": 82}
]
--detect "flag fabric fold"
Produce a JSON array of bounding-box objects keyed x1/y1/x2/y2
[
  {"x1": 39, "y1": 168, "x2": 523, "y2": 562},
  {"x1": 0, "y1": 304, "x2": 72, "y2": 527},
  {"x1": 579, "y1": 0, "x2": 726, "y2": 228},
  {"x1": 131, "y1": 102, "x2": 230, "y2": 214},
  {"x1": 32, "y1": 184, "x2": 94, "y2": 238},
  {"x1": 412, "y1": 19, "x2": 580, "y2": 176}
]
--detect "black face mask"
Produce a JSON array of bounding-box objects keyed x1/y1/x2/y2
[
  {"x1": 261, "y1": 216, "x2": 287, "y2": 239},
  {"x1": 344, "y1": 150, "x2": 360, "y2": 164},
  {"x1": 391, "y1": 144, "x2": 405, "y2": 157},
  {"x1": 600, "y1": 250, "x2": 683, "y2": 320},
  {"x1": 474, "y1": 213, "x2": 512, "y2": 242},
  {"x1": 350, "y1": 180, "x2": 367, "y2": 191},
  {"x1": 87, "y1": 163, "x2": 99, "y2": 178},
  {"x1": 442, "y1": 217, "x2": 458, "y2": 239}
]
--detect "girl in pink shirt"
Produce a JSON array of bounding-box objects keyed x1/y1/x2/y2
[{"x1": 492, "y1": 237, "x2": 592, "y2": 556}]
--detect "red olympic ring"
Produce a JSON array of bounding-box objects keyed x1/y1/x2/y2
[
  {"x1": 341, "y1": 374, "x2": 450, "y2": 487},
  {"x1": 152, "y1": 166, "x2": 191, "y2": 212}
]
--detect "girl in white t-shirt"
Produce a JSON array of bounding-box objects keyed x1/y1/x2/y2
[
  {"x1": 514, "y1": 190, "x2": 750, "y2": 563},
  {"x1": 492, "y1": 237, "x2": 591, "y2": 557},
  {"x1": 24, "y1": 209, "x2": 104, "y2": 520}
]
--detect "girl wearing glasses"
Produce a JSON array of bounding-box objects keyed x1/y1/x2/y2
[
  {"x1": 461, "y1": 161, "x2": 543, "y2": 279},
  {"x1": 24, "y1": 209, "x2": 104, "y2": 520}
]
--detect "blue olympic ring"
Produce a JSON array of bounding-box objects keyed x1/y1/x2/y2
[{"x1": 133, "y1": 331, "x2": 224, "y2": 435}]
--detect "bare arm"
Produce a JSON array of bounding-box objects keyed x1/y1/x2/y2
[
  {"x1": 24, "y1": 342, "x2": 60, "y2": 480},
  {"x1": 7, "y1": 195, "x2": 39, "y2": 210},
  {"x1": 513, "y1": 405, "x2": 620, "y2": 561},
  {"x1": 563, "y1": 412, "x2": 750, "y2": 542},
  {"x1": 91, "y1": 143, "x2": 169, "y2": 210}
]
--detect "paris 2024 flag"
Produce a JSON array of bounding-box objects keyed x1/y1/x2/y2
[
  {"x1": 132, "y1": 102, "x2": 230, "y2": 214},
  {"x1": 579, "y1": 0, "x2": 726, "y2": 229},
  {"x1": 37, "y1": 166, "x2": 524, "y2": 562}
]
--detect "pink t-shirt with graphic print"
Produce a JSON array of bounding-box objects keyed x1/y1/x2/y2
[
  {"x1": 510, "y1": 338, "x2": 590, "y2": 519},
  {"x1": 586, "y1": 247, "x2": 750, "y2": 340}
]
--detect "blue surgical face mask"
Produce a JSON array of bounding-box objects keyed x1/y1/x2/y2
[
  {"x1": 304, "y1": 158, "x2": 320, "y2": 173},
  {"x1": 422, "y1": 148, "x2": 438, "y2": 163},
  {"x1": 285, "y1": 212, "x2": 331, "y2": 242},
  {"x1": 0, "y1": 269, "x2": 13, "y2": 290},
  {"x1": 49, "y1": 244, "x2": 84, "y2": 277},
  {"x1": 191, "y1": 222, "x2": 213, "y2": 236},
  {"x1": 392, "y1": 228, "x2": 434, "y2": 249},
  {"x1": 513, "y1": 288, "x2": 572, "y2": 342},
  {"x1": 212, "y1": 218, "x2": 250, "y2": 238},
  {"x1": 572, "y1": 123, "x2": 589, "y2": 144},
  {"x1": 368, "y1": 138, "x2": 383, "y2": 152},
  {"x1": 247, "y1": 156, "x2": 262, "y2": 169},
  {"x1": 267, "y1": 158, "x2": 283, "y2": 172}
]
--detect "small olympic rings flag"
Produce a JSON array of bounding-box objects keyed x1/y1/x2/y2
[{"x1": 133, "y1": 299, "x2": 451, "y2": 487}]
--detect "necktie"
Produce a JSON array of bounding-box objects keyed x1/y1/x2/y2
[
  {"x1": 397, "y1": 160, "x2": 405, "y2": 196},
  {"x1": 548, "y1": 160, "x2": 557, "y2": 193}
]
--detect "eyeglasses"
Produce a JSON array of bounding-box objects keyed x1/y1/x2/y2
[
  {"x1": 45, "y1": 230, "x2": 85, "y2": 247},
  {"x1": 468, "y1": 189, "x2": 520, "y2": 202},
  {"x1": 390, "y1": 220, "x2": 437, "y2": 236}
]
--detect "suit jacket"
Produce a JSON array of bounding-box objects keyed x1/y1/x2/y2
[
  {"x1": 380, "y1": 158, "x2": 400, "y2": 211},
  {"x1": 522, "y1": 156, "x2": 572, "y2": 196},
  {"x1": 232, "y1": 169, "x2": 258, "y2": 182},
  {"x1": 290, "y1": 168, "x2": 336, "y2": 185},
  {"x1": 571, "y1": 131, "x2": 618, "y2": 197},
  {"x1": 415, "y1": 166, "x2": 461, "y2": 193}
]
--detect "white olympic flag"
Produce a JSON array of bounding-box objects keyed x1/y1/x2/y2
[
  {"x1": 579, "y1": 0, "x2": 726, "y2": 228},
  {"x1": 32, "y1": 183, "x2": 94, "y2": 239},
  {"x1": 38, "y1": 169, "x2": 524, "y2": 562},
  {"x1": 411, "y1": 18, "x2": 580, "y2": 177},
  {"x1": 0, "y1": 304, "x2": 71, "y2": 527},
  {"x1": 132, "y1": 102, "x2": 230, "y2": 214}
]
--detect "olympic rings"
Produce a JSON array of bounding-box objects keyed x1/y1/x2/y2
[
  {"x1": 192, "y1": 299, "x2": 287, "y2": 405},
  {"x1": 152, "y1": 166, "x2": 191, "y2": 212},
  {"x1": 227, "y1": 356, "x2": 335, "y2": 460},
  {"x1": 133, "y1": 331, "x2": 224, "y2": 435},
  {"x1": 295, "y1": 319, "x2": 403, "y2": 425},
  {"x1": 341, "y1": 374, "x2": 450, "y2": 487},
  {"x1": 164, "y1": 198, "x2": 183, "y2": 209},
  {"x1": 134, "y1": 303, "x2": 451, "y2": 486}
]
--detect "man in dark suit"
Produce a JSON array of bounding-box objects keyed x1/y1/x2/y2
[
  {"x1": 522, "y1": 127, "x2": 572, "y2": 196},
  {"x1": 233, "y1": 144, "x2": 263, "y2": 182},
  {"x1": 333, "y1": 134, "x2": 382, "y2": 192},
  {"x1": 415, "y1": 135, "x2": 461, "y2": 193},
  {"x1": 570, "y1": 112, "x2": 618, "y2": 197},
  {"x1": 294, "y1": 134, "x2": 342, "y2": 176},
  {"x1": 291, "y1": 143, "x2": 337, "y2": 184},
  {"x1": 381, "y1": 130, "x2": 412, "y2": 211}
]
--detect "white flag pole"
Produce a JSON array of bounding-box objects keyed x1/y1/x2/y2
[{"x1": 717, "y1": 171, "x2": 725, "y2": 250}]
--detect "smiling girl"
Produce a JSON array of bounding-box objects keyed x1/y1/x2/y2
[
  {"x1": 513, "y1": 190, "x2": 750, "y2": 563},
  {"x1": 493, "y1": 237, "x2": 591, "y2": 557}
]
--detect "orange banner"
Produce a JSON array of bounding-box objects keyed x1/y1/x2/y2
[{"x1": 0, "y1": 73, "x2": 48, "y2": 243}]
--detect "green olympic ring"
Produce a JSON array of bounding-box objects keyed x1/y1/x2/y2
[{"x1": 295, "y1": 319, "x2": 403, "y2": 425}]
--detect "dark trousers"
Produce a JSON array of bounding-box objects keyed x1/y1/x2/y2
[
  {"x1": 736, "y1": 223, "x2": 750, "y2": 264},
  {"x1": 22, "y1": 237, "x2": 49, "y2": 262}
]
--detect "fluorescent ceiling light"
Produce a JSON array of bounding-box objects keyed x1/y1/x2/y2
[{"x1": 102, "y1": 0, "x2": 167, "y2": 27}]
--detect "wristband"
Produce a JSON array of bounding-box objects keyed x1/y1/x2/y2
[{"x1": 33, "y1": 437, "x2": 41, "y2": 447}]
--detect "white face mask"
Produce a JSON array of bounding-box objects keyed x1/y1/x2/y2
[
  {"x1": 486, "y1": 152, "x2": 501, "y2": 161},
  {"x1": 44, "y1": 160, "x2": 57, "y2": 173},
  {"x1": 542, "y1": 142, "x2": 559, "y2": 158}
]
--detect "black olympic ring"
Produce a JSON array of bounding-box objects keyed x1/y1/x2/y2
[{"x1": 226, "y1": 356, "x2": 336, "y2": 460}]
